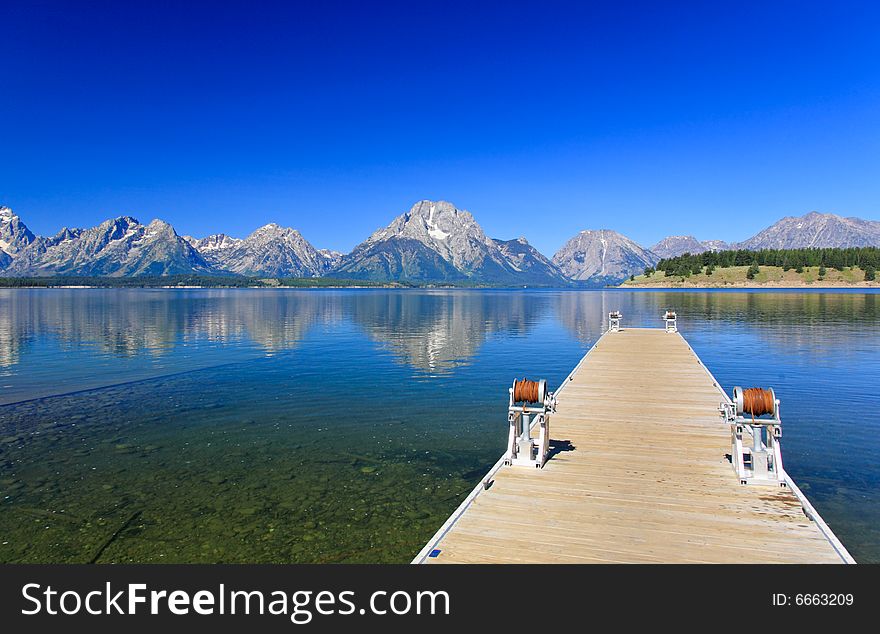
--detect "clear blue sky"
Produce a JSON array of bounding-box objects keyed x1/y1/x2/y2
[{"x1": 2, "y1": 0, "x2": 879, "y2": 256}]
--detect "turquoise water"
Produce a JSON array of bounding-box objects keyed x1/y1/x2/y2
[{"x1": 0, "y1": 289, "x2": 878, "y2": 562}]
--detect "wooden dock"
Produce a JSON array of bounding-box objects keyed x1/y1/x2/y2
[{"x1": 414, "y1": 327, "x2": 854, "y2": 564}]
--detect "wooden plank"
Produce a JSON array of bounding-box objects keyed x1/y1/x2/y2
[{"x1": 418, "y1": 328, "x2": 848, "y2": 564}]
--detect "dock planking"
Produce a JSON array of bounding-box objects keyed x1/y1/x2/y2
[{"x1": 415, "y1": 327, "x2": 851, "y2": 564}]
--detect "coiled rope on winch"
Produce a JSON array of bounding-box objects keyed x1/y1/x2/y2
[
  {"x1": 740, "y1": 387, "x2": 776, "y2": 417},
  {"x1": 513, "y1": 378, "x2": 542, "y2": 404}
]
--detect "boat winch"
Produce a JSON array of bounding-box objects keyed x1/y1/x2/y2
[
  {"x1": 722, "y1": 386, "x2": 785, "y2": 486},
  {"x1": 608, "y1": 311, "x2": 622, "y2": 332},
  {"x1": 506, "y1": 378, "x2": 556, "y2": 468},
  {"x1": 664, "y1": 310, "x2": 677, "y2": 332}
]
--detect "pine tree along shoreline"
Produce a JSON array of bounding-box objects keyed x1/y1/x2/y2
[{"x1": 624, "y1": 247, "x2": 880, "y2": 287}]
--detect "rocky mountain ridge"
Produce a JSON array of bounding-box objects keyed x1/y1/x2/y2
[
  {"x1": 2, "y1": 205, "x2": 877, "y2": 285},
  {"x1": 3, "y1": 216, "x2": 211, "y2": 277},
  {"x1": 334, "y1": 201, "x2": 563, "y2": 284},
  {"x1": 552, "y1": 229, "x2": 660, "y2": 284},
  {"x1": 649, "y1": 235, "x2": 732, "y2": 259},
  {"x1": 733, "y1": 211, "x2": 880, "y2": 251}
]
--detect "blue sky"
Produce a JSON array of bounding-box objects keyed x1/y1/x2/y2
[{"x1": 2, "y1": 0, "x2": 879, "y2": 255}]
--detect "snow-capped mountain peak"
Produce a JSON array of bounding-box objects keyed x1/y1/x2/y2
[
  {"x1": 364, "y1": 200, "x2": 503, "y2": 267},
  {"x1": 337, "y1": 200, "x2": 533, "y2": 283}
]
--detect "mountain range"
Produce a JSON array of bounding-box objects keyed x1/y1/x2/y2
[
  {"x1": 2, "y1": 214, "x2": 211, "y2": 277},
  {"x1": 184, "y1": 224, "x2": 339, "y2": 277},
  {"x1": 2, "y1": 203, "x2": 879, "y2": 286}
]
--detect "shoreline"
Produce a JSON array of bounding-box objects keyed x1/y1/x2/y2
[
  {"x1": 620, "y1": 281, "x2": 880, "y2": 289},
  {"x1": 3, "y1": 283, "x2": 879, "y2": 291},
  {"x1": 623, "y1": 264, "x2": 879, "y2": 289}
]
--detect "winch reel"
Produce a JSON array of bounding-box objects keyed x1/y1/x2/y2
[
  {"x1": 722, "y1": 386, "x2": 785, "y2": 486},
  {"x1": 506, "y1": 378, "x2": 556, "y2": 469}
]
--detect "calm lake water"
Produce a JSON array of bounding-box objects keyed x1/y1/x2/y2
[{"x1": 0, "y1": 288, "x2": 878, "y2": 563}]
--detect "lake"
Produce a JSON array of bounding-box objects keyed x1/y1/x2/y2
[{"x1": 0, "y1": 288, "x2": 878, "y2": 563}]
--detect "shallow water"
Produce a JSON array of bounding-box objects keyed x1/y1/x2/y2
[{"x1": 0, "y1": 289, "x2": 878, "y2": 562}]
